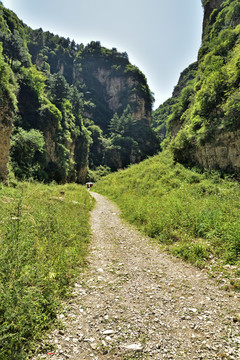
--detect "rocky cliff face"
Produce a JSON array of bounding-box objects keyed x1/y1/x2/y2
[
  {"x1": 0, "y1": 102, "x2": 13, "y2": 182},
  {"x1": 95, "y1": 68, "x2": 152, "y2": 125},
  {"x1": 0, "y1": 4, "x2": 156, "y2": 183},
  {"x1": 195, "y1": 0, "x2": 240, "y2": 174},
  {"x1": 44, "y1": 127, "x2": 58, "y2": 164},
  {"x1": 164, "y1": 0, "x2": 240, "y2": 176},
  {"x1": 194, "y1": 130, "x2": 240, "y2": 174},
  {"x1": 43, "y1": 125, "x2": 89, "y2": 183},
  {"x1": 74, "y1": 134, "x2": 89, "y2": 183},
  {"x1": 175, "y1": 130, "x2": 240, "y2": 176},
  {"x1": 202, "y1": 0, "x2": 225, "y2": 38}
]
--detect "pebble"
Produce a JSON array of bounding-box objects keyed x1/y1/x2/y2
[
  {"x1": 123, "y1": 343, "x2": 143, "y2": 351},
  {"x1": 84, "y1": 337, "x2": 95, "y2": 343},
  {"x1": 32, "y1": 193, "x2": 240, "y2": 360},
  {"x1": 102, "y1": 329, "x2": 114, "y2": 335}
]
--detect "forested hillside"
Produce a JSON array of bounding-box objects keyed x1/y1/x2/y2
[
  {"x1": 153, "y1": 0, "x2": 240, "y2": 177},
  {"x1": 0, "y1": 3, "x2": 158, "y2": 184}
]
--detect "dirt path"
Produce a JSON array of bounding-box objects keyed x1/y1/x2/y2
[{"x1": 35, "y1": 192, "x2": 240, "y2": 359}]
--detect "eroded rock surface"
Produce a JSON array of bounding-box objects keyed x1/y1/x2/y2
[{"x1": 0, "y1": 101, "x2": 13, "y2": 182}]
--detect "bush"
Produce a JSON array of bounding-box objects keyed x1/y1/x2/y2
[{"x1": 10, "y1": 128, "x2": 47, "y2": 180}]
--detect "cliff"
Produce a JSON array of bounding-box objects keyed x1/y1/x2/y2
[
  {"x1": 75, "y1": 42, "x2": 153, "y2": 133},
  {"x1": 94, "y1": 67, "x2": 151, "y2": 124},
  {"x1": 154, "y1": 0, "x2": 240, "y2": 177},
  {"x1": 0, "y1": 102, "x2": 13, "y2": 182},
  {"x1": 0, "y1": 5, "x2": 156, "y2": 183},
  {"x1": 202, "y1": 0, "x2": 225, "y2": 39},
  {"x1": 194, "y1": 130, "x2": 240, "y2": 174},
  {"x1": 0, "y1": 42, "x2": 17, "y2": 182}
]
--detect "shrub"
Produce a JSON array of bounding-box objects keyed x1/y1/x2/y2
[{"x1": 10, "y1": 128, "x2": 46, "y2": 180}]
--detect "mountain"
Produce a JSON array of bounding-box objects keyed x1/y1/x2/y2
[
  {"x1": 0, "y1": 3, "x2": 158, "y2": 183},
  {"x1": 153, "y1": 0, "x2": 240, "y2": 177}
]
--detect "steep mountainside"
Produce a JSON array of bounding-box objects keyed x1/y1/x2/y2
[
  {"x1": 202, "y1": 0, "x2": 225, "y2": 38},
  {"x1": 152, "y1": 62, "x2": 198, "y2": 142},
  {"x1": 154, "y1": 0, "x2": 240, "y2": 176},
  {"x1": 0, "y1": 43, "x2": 17, "y2": 181},
  {"x1": 0, "y1": 4, "x2": 157, "y2": 183}
]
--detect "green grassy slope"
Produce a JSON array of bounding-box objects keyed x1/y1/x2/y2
[
  {"x1": 0, "y1": 182, "x2": 94, "y2": 359},
  {"x1": 94, "y1": 151, "x2": 240, "y2": 287}
]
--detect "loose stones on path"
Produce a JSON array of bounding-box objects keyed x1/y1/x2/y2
[{"x1": 32, "y1": 192, "x2": 240, "y2": 359}]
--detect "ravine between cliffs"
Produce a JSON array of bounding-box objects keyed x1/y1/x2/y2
[{"x1": 33, "y1": 192, "x2": 240, "y2": 359}]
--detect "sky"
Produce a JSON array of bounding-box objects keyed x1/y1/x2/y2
[{"x1": 2, "y1": 0, "x2": 203, "y2": 109}]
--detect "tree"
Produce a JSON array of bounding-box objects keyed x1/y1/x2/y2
[
  {"x1": 0, "y1": 43, "x2": 18, "y2": 112},
  {"x1": 119, "y1": 105, "x2": 136, "y2": 136},
  {"x1": 109, "y1": 112, "x2": 120, "y2": 134},
  {"x1": 88, "y1": 124, "x2": 105, "y2": 168},
  {"x1": 0, "y1": 30, "x2": 31, "y2": 67},
  {"x1": 69, "y1": 85, "x2": 84, "y2": 121},
  {"x1": 10, "y1": 128, "x2": 46, "y2": 180},
  {"x1": 49, "y1": 73, "x2": 70, "y2": 108},
  {"x1": 109, "y1": 105, "x2": 136, "y2": 137}
]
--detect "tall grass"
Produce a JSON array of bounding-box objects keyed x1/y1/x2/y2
[
  {"x1": 95, "y1": 151, "x2": 240, "y2": 277},
  {"x1": 0, "y1": 182, "x2": 94, "y2": 359}
]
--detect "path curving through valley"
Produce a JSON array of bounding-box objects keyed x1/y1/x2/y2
[{"x1": 34, "y1": 192, "x2": 240, "y2": 359}]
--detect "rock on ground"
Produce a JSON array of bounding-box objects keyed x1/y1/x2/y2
[{"x1": 33, "y1": 192, "x2": 240, "y2": 360}]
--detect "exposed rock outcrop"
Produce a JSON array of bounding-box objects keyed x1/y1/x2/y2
[
  {"x1": 175, "y1": 130, "x2": 240, "y2": 176},
  {"x1": 165, "y1": 0, "x2": 240, "y2": 177},
  {"x1": 0, "y1": 4, "x2": 155, "y2": 183},
  {"x1": 194, "y1": 130, "x2": 240, "y2": 175},
  {"x1": 202, "y1": 0, "x2": 225, "y2": 38},
  {"x1": 0, "y1": 102, "x2": 13, "y2": 182},
  {"x1": 95, "y1": 68, "x2": 152, "y2": 125},
  {"x1": 74, "y1": 136, "x2": 89, "y2": 184},
  {"x1": 44, "y1": 127, "x2": 58, "y2": 164}
]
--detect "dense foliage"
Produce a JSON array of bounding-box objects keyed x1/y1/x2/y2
[
  {"x1": 0, "y1": 182, "x2": 94, "y2": 359},
  {"x1": 153, "y1": 0, "x2": 240, "y2": 173},
  {"x1": 0, "y1": 3, "x2": 157, "y2": 183},
  {"x1": 95, "y1": 151, "x2": 240, "y2": 287},
  {"x1": 152, "y1": 62, "x2": 198, "y2": 143}
]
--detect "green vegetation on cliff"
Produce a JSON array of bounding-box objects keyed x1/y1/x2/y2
[
  {"x1": 153, "y1": 0, "x2": 240, "y2": 176},
  {"x1": 152, "y1": 62, "x2": 198, "y2": 145},
  {"x1": 0, "y1": 3, "x2": 157, "y2": 183},
  {"x1": 0, "y1": 42, "x2": 17, "y2": 113}
]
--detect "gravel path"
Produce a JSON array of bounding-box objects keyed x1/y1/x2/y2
[{"x1": 34, "y1": 192, "x2": 240, "y2": 359}]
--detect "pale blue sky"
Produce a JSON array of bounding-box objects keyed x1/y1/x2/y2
[{"x1": 2, "y1": 0, "x2": 203, "y2": 108}]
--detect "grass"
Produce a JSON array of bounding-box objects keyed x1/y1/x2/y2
[
  {"x1": 0, "y1": 181, "x2": 94, "y2": 359},
  {"x1": 94, "y1": 151, "x2": 240, "y2": 287}
]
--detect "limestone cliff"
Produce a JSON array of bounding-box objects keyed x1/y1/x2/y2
[
  {"x1": 194, "y1": 131, "x2": 240, "y2": 174},
  {"x1": 95, "y1": 67, "x2": 152, "y2": 125},
  {"x1": 0, "y1": 102, "x2": 12, "y2": 182},
  {"x1": 74, "y1": 133, "x2": 89, "y2": 183},
  {"x1": 174, "y1": 130, "x2": 240, "y2": 176},
  {"x1": 42, "y1": 124, "x2": 88, "y2": 183},
  {"x1": 162, "y1": 0, "x2": 240, "y2": 177},
  {"x1": 0, "y1": 4, "x2": 156, "y2": 183},
  {"x1": 202, "y1": 0, "x2": 225, "y2": 39},
  {"x1": 44, "y1": 127, "x2": 58, "y2": 164},
  {"x1": 0, "y1": 45, "x2": 17, "y2": 182},
  {"x1": 77, "y1": 43, "x2": 153, "y2": 133}
]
